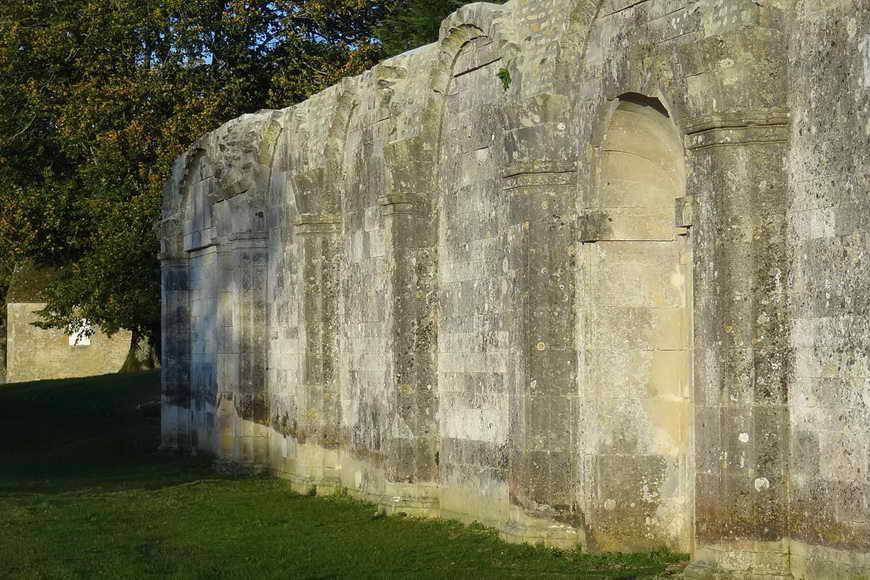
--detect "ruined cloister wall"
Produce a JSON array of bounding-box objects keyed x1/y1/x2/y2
[{"x1": 161, "y1": 1, "x2": 869, "y2": 577}]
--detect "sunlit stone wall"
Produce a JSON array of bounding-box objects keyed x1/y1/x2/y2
[{"x1": 161, "y1": 1, "x2": 869, "y2": 577}]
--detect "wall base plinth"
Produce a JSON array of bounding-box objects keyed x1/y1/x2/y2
[
  {"x1": 377, "y1": 481, "x2": 441, "y2": 518},
  {"x1": 684, "y1": 542, "x2": 792, "y2": 580},
  {"x1": 499, "y1": 508, "x2": 584, "y2": 551},
  {"x1": 168, "y1": 411, "x2": 586, "y2": 550},
  {"x1": 788, "y1": 541, "x2": 870, "y2": 580},
  {"x1": 213, "y1": 459, "x2": 271, "y2": 477}
]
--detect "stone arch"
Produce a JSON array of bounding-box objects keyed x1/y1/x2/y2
[
  {"x1": 180, "y1": 148, "x2": 217, "y2": 252},
  {"x1": 565, "y1": 0, "x2": 604, "y2": 56},
  {"x1": 381, "y1": 3, "x2": 511, "y2": 202},
  {"x1": 324, "y1": 82, "x2": 359, "y2": 217},
  {"x1": 569, "y1": 2, "x2": 795, "y2": 570},
  {"x1": 170, "y1": 114, "x2": 283, "y2": 248},
  {"x1": 428, "y1": 3, "x2": 514, "y2": 182},
  {"x1": 286, "y1": 85, "x2": 358, "y2": 463},
  {"x1": 432, "y1": 24, "x2": 488, "y2": 96},
  {"x1": 577, "y1": 79, "x2": 693, "y2": 245},
  {"x1": 578, "y1": 93, "x2": 693, "y2": 552},
  {"x1": 179, "y1": 147, "x2": 210, "y2": 193},
  {"x1": 367, "y1": 10, "x2": 511, "y2": 498},
  {"x1": 290, "y1": 87, "x2": 356, "y2": 222},
  {"x1": 380, "y1": 22, "x2": 490, "y2": 202},
  {"x1": 593, "y1": 93, "x2": 687, "y2": 238},
  {"x1": 160, "y1": 146, "x2": 209, "y2": 261}
]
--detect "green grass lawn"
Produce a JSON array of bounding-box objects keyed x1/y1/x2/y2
[{"x1": 0, "y1": 373, "x2": 687, "y2": 578}]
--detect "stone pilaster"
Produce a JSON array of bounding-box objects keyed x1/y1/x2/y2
[
  {"x1": 503, "y1": 161, "x2": 579, "y2": 521},
  {"x1": 500, "y1": 93, "x2": 581, "y2": 546},
  {"x1": 230, "y1": 235, "x2": 270, "y2": 468},
  {"x1": 494, "y1": 93, "x2": 586, "y2": 546},
  {"x1": 295, "y1": 213, "x2": 343, "y2": 486},
  {"x1": 160, "y1": 256, "x2": 192, "y2": 452},
  {"x1": 686, "y1": 122, "x2": 793, "y2": 578},
  {"x1": 378, "y1": 192, "x2": 440, "y2": 513}
]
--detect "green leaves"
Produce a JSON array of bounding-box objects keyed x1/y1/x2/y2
[
  {"x1": 0, "y1": 0, "x2": 391, "y2": 347},
  {"x1": 0, "y1": 0, "x2": 499, "y2": 351},
  {"x1": 497, "y1": 67, "x2": 511, "y2": 92}
]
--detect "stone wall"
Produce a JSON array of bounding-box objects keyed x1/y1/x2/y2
[
  {"x1": 5, "y1": 303, "x2": 131, "y2": 383},
  {"x1": 160, "y1": 0, "x2": 868, "y2": 577},
  {"x1": 786, "y1": 1, "x2": 870, "y2": 577}
]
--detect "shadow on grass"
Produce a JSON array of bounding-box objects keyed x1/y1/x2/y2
[
  {"x1": 0, "y1": 373, "x2": 690, "y2": 578},
  {"x1": 0, "y1": 372, "x2": 215, "y2": 494}
]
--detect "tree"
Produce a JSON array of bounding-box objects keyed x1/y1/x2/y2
[
  {"x1": 0, "y1": 0, "x2": 485, "y2": 376},
  {"x1": 0, "y1": 0, "x2": 390, "y2": 370}
]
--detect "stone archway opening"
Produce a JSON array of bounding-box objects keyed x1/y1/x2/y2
[{"x1": 580, "y1": 93, "x2": 693, "y2": 552}]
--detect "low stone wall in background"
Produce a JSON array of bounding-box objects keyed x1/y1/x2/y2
[{"x1": 5, "y1": 303, "x2": 131, "y2": 383}]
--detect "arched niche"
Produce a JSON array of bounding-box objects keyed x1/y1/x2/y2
[
  {"x1": 182, "y1": 150, "x2": 217, "y2": 253},
  {"x1": 579, "y1": 93, "x2": 693, "y2": 552},
  {"x1": 596, "y1": 93, "x2": 686, "y2": 239}
]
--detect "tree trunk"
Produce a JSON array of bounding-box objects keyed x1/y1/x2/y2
[
  {"x1": 0, "y1": 285, "x2": 7, "y2": 384},
  {"x1": 0, "y1": 320, "x2": 6, "y2": 385},
  {"x1": 120, "y1": 329, "x2": 160, "y2": 374}
]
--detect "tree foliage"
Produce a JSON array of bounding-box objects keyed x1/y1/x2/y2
[
  {"x1": 0, "y1": 0, "x2": 390, "y2": 355},
  {"x1": 0, "y1": 0, "x2": 496, "y2": 366}
]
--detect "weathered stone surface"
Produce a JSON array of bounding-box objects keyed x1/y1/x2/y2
[{"x1": 161, "y1": 0, "x2": 868, "y2": 577}]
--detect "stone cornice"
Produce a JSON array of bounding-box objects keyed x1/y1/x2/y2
[
  {"x1": 687, "y1": 123, "x2": 790, "y2": 150},
  {"x1": 294, "y1": 213, "x2": 342, "y2": 235}
]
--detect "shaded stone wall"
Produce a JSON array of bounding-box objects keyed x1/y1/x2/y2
[{"x1": 161, "y1": 0, "x2": 868, "y2": 576}]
